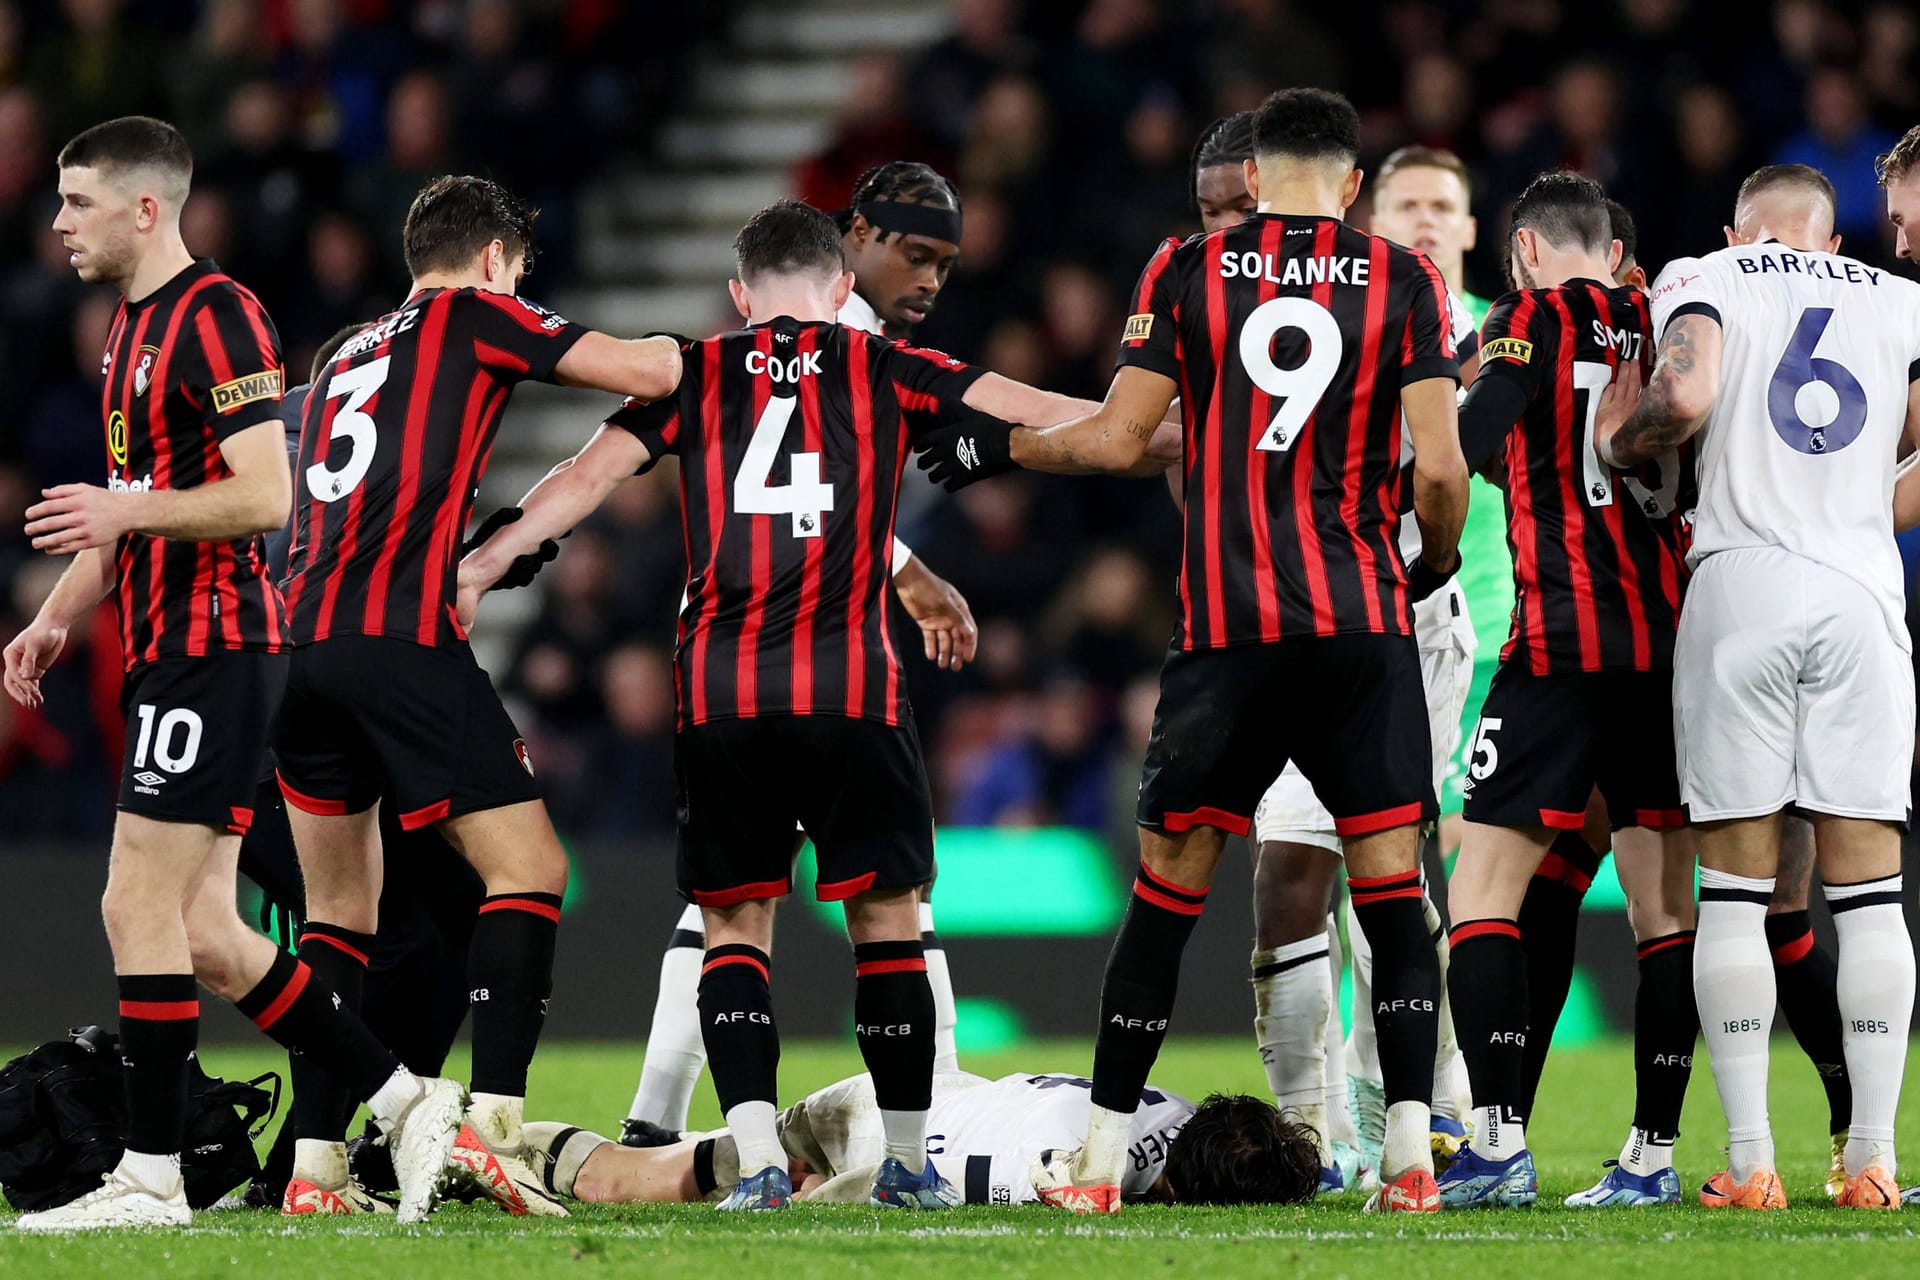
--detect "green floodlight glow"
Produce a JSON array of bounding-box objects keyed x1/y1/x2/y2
[
  {"x1": 953, "y1": 998, "x2": 1025, "y2": 1052},
  {"x1": 799, "y1": 828, "x2": 1127, "y2": 936},
  {"x1": 1552, "y1": 971, "x2": 1606, "y2": 1047}
]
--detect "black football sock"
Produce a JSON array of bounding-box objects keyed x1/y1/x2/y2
[
  {"x1": 854, "y1": 939, "x2": 936, "y2": 1173},
  {"x1": 234, "y1": 949, "x2": 401, "y2": 1100},
  {"x1": 697, "y1": 944, "x2": 779, "y2": 1114},
  {"x1": 1447, "y1": 918, "x2": 1529, "y2": 1150},
  {"x1": 1631, "y1": 931, "x2": 1698, "y2": 1142},
  {"x1": 1518, "y1": 831, "x2": 1602, "y2": 1114},
  {"x1": 292, "y1": 922, "x2": 373, "y2": 1142},
  {"x1": 1352, "y1": 873, "x2": 1441, "y2": 1109},
  {"x1": 1089, "y1": 862, "x2": 1206, "y2": 1115},
  {"x1": 467, "y1": 892, "x2": 562, "y2": 1098},
  {"x1": 118, "y1": 974, "x2": 199, "y2": 1157},
  {"x1": 1766, "y1": 909, "x2": 1851, "y2": 1135}
]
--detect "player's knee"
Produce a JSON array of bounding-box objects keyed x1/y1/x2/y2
[{"x1": 182, "y1": 906, "x2": 251, "y2": 997}]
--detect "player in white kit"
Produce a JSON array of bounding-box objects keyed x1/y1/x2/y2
[
  {"x1": 1594, "y1": 162, "x2": 1920, "y2": 1212},
  {"x1": 526, "y1": 1073, "x2": 1318, "y2": 1207}
]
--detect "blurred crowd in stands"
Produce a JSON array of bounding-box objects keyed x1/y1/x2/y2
[{"x1": 5, "y1": 0, "x2": 1920, "y2": 844}]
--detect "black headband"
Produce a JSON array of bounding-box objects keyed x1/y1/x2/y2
[{"x1": 856, "y1": 200, "x2": 962, "y2": 245}]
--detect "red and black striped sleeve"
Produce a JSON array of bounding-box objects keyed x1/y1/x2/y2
[
  {"x1": 605, "y1": 393, "x2": 684, "y2": 474},
  {"x1": 884, "y1": 338, "x2": 986, "y2": 438},
  {"x1": 466, "y1": 290, "x2": 588, "y2": 382},
  {"x1": 1114, "y1": 236, "x2": 1184, "y2": 383},
  {"x1": 184, "y1": 284, "x2": 285, "y2": 441},
  {"x1": 1398, "y1": 248, "x2": 1460, "y2": 386}
]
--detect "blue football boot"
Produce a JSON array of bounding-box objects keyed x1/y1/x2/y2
[
  {"x1": 870, "y1": 1157, "x2": 962, "y2": 1209},
  {"x1": 716, "y1": 1165, "x2": 793, "y2": 1211},
  {"x1": 1564, "y1": 1161, "x2": 1682, "y2": 1207},
  {"x1": 1434, "y1": 1143, "x2": 1538, "y2": 1208}
]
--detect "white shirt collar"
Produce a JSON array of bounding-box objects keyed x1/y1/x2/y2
[{"x1": 836, "y1": 289, "x2": 883, "y2": 336}]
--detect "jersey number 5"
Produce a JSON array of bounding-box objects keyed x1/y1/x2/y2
[
  {"x1": 1240, "y1": 297, "x2": 1343, "y2": 454},
  {"x1": 307, "y1": 356, "x2": 388, "y2": 503},
  {"x1": 736, "y1": 395, "x2": 835, "y2": 538}
]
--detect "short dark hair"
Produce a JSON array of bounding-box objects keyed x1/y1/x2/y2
[
  {"x1": 736, "y1": 199, "x2": 845, "y2": 282},
  {"x1": 57, "y1": 116, "x2": 192, "y2": 193},
  {"x1": 1376, "y1": 145, "x2": 1472, "y2": 200},
  {"x1": 1509, "y1": 170, "x2": 1611, "y2": 254},
  {"x1": 1605, "y1": 197, "x2": 1638, "y2": 267},
  {"x1": 401, "y1": 175, "x2": 538, "y2": 279},
  {"x1": 1162, "y1": 1094, "x2": 1320, "y2": 1207},
  {"x1": 1878, "y1": 125, "x2": 1920, "y2": 187},
  {"x1": 1736, "y1": 163, "x2": 1837, "y2": 220},
  {"x1": 310, "y1": 321, "x2": 371, "y2": 382},
  {"x1": 1191, "y1": 111, "x2": 1256, "y2": 206},
  {"x1": 836, "y1": 161, "x2": 961, "y2": 239},
  {"x1": 1250, "y1": 89, "x2": 1361, "y2": 167}
]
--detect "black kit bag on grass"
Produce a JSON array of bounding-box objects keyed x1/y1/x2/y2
[{"x1": 0, "y1": 1025, "x2": 280, "y2": 1211}]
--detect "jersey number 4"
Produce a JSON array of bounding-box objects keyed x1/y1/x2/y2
[{"x1": 736, "y1": 395, "x2": 835, "y2": 537}]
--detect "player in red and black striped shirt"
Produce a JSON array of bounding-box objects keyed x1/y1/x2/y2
[
  {"x1": 918, "y1": 89, "x2": 1470, "y2": 1214},
  {"x1": 266, "y1": 176, "x2": 681, "y2": 1216},
  {"x1": 5, "y1": 117, "x2": 470, "y2": 1233},
  {"x1": 1438, "y1": 173, "x2": 1692, "y2": 1207},
  {"x1": 461, "y1": 199, "x2": 1092, "y2": 1211}
]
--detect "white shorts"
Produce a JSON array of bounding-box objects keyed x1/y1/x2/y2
[
  {"x1": 1675, "y1": 546, "x2": 1915, "y2": 823},
  {"x1": 1252, "y1": 583, "x2": 1478, "y2": 852}
]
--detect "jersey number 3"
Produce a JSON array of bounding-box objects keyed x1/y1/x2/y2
[
  {"x1": 307, "y1": 356, "x2": 388, "y2": 503},
  {"x1": 736, "y1": 396, "x2": 835, "y2": 537}
]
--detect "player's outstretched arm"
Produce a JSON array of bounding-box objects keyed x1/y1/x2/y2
[
  {"x1": 24, "y1": 419, "x2": 292, "y2": 554},
  {"x1": 1008, "y1": 368, "x2": 1179, "y2": 476},
  {"x1": 458, "y1": 423, "x2": 654, "y2": 625},
  {"x1": 1402, "y1": 375, "x2": 1470, "y2": 574},
  {"x1": 1596, "y1": 314, "x2": 1722, "y2": 468},
  {"x1": 892, "y1": 550, "x2": 978, "y2": 670},
  {"x1": 3, "y1": 546, "x2": 114, "y2": 708},
  {"x1": 553, "y1": 333, "x2": 684, "y2": 402},
  {"x1": 960, "y1": 373, "x2": 1179, "y2": 479}
]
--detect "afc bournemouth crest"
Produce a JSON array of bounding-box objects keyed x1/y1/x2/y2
[
  {"x1": 132, "y1": 345, "x2": 160, "y2": 396},
  {"x1": 514, "y1": 738, "x2": 535, "y2": 777}
]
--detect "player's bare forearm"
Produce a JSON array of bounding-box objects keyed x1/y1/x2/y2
[
  {"x1": 1600, "y1": 315, "x2": 1720, "y2": 467},
  {"x1": 29, "y1": 423, "x2": 291, "y2": 552},
  {"x1": 36, "y1": 547, "x2": 115, "y2": 629},
  {"x1": 962, "y1": 373, "x2": 1095, "y2": 430},
  {"x1": 1006, "y1": 366, "x2": 1177, "y2": 476},
  {"x1": 1894, "y1": 381, "x2": 1920, "y2": 532},
  {"x1": 555, "y1": 333, "x2": 684, "y2": 401},
  {"x1": 470, "y1": 425, "x2": 651, "y2": 585}
]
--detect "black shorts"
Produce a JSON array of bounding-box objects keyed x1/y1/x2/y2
[
  {"x1": 118, "y1": 651, "x2": 285, "y2": 834},
  {"x1": 676, "y1": 714, "x2": 935, "y2": 906},
  {"x1": 271, "y1": 636, "x2": 540, "y2": 830},
  {"x1": 1136, "y1": 634, "x2": 1435, "y2": 838},
  {"x1": 1459, "y1": 665, "x2": 1684, "y2": 831}
]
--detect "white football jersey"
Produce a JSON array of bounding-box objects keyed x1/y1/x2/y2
[
  {"x1": 837, "y1": 289, "x2": 884, "y2": 336},
  {"x1": 1649, "y1": 243, "x2": 1920, "y2": 643},
  {"x1": 924, "y1": 1073, "x2": 1193, "y2": 1205},
  {"x1": 1392, "y1": 288, "x2": 1479, "y2": 647}
]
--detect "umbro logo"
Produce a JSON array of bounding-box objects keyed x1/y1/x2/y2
[
  {"x1": 956, "y1": 437, "x2": 980, "y2": 471},
  {"x1": 133, "y1": 771, "x2": 165, "y2": 788}
]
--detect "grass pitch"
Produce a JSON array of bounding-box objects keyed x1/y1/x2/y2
[{"x1": 5, "y1": 1036, "x2": 1919, "y2": 1278}]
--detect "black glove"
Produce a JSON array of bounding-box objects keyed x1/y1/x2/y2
[
  {"x1": 1406, "y1": 550, "x2": 1461, "y2": 604},
  {"x1": 915, "y1": 408, "x2": 1018, "y2": 492},
  {"x1": 462, "y1": 507, "x2": 564, "y2": 590}
]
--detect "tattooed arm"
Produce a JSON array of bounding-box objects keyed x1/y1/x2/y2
[
  {"x1": 1594, "y1": 313, "x2": 1723, "y2": 468},
  {"x1": 1007, "y1": 366, "x2": 1180, "y2": 475}
]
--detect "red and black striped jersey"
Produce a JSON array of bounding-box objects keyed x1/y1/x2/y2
[
  {"x1": 609, "y1": 317, "x2": 983, "y2": 729},
  {"x1": 281, "y1": 288, "x2": 586, "y2": 647},
  {"x1": 100, "y1": 258, "x2": 288, "y2": 671},
  {"x1": 1476, "y1": 282, "x2": 1692, "y2": 673},
  {"x1": 1118, "y1": 214, "x2": 1459, "y2": 649}
]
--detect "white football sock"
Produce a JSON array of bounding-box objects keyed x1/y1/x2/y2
[
  {"x1": 1343, "y1": 896, "x2": 1381, "y2": 1085},
  {"x1": 1468, "y1": 1104, "x2": 1527, "y2": 1159},
  {"x1": 628, "y1": 904, "x2": 707, "y2": 1130},
  {"x1": 725, "y1": 1100, "x2": 787, "y2": 1178},
  {"x1": 367, "y1": 1066, "x2": 424, "y2": 1126},
  {"x1": 1618, "y1": 1125, "x2": 1674, "y2": 1175},
  {"x1": 1322, "y1": 916, "x2": 1359, "y2": 1148},
  {"x1": 921, "y1": 902, "x2": 961, "y2": 1074},
  {"x1": 292, "y1": 1138, "x2": 349, "y2": 1188},
  {"x1": 880, "y1": 1108, "x2": 929, "y2": 1174},
  {"x1": 117, "y1": 1149, "x2": 183, "y2": 1197},
  {"x1": 1081, "y1": 1104, "x2": 1135, "y2": 1184},
  {"x1": 1695, "y1": 868, "x2": 1776, "y2": 1182},
  {"x1": 1381, "y1": 1100, "x2": 1434, "y2": 1179},
  {"x1": 1252, "y1": 934, "x2": 1332, "y2": 1156},
  {"x1": 1827, "y1": 873, "x2": 1913, "y2": 1178}
]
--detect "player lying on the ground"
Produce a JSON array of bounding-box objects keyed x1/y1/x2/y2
[{"x1": 524, "y1": 1073, "x2": 1319, "y2": 1208}]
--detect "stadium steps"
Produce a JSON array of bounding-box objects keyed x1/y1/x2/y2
[{"x1": 471, "y1": 0, "x2": 951, "y2": 669}]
